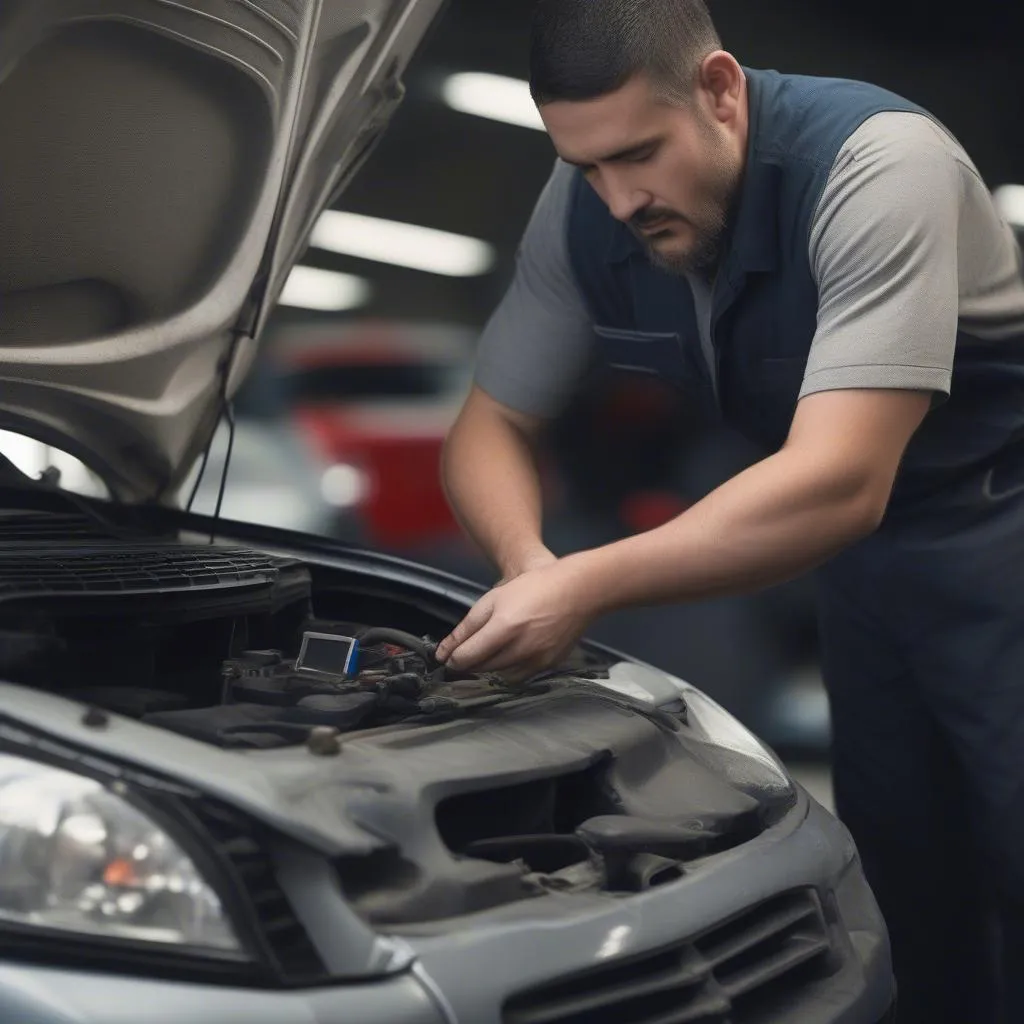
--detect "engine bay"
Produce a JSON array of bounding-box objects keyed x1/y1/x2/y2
[
  {"x1": 143, "y1": 622, "x2": 556, "y2": 749},
  {"x1": 0, "y1": 597, "x2": 575, "y2": 751},
  {"x1": 0, "y1": 515, "x2": 799, "y2": 930},
  {"x1": 0, "y1": 518, "x2": 606, "y2": 750}
]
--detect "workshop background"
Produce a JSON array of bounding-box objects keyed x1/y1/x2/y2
[{"x1": 199, "y1": 0, "x2": 1023, "y2": 796}]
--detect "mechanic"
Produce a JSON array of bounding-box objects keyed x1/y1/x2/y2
[{"x1": 434, "y1": 1, "x2": 1024, "y2": 1021}]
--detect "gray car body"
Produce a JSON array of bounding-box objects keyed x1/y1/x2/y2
[
  {"x1": 0, "y1": 528, "x2": 894, "y2": 1024},
  {"x1": 0, "y1": 798, "x2": 888, "y2": 1024}
]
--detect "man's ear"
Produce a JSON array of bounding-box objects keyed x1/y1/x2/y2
[{"x1": 697, "y1": 51, "x2": 744, "y2": 123}]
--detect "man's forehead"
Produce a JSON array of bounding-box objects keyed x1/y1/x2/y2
[
  {"x1": 555, "y1": 133, "x2": 665, "y2": 169},
  {"x1": 540, "y1": 76, "x2": 675, "y2": 159},
  {"x1": 541, "y1": 82, "x2": 670, "y2": 165}
]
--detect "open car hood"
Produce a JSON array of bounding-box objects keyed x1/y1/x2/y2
[{"x1": 0, "y1": 0, "x2": 445, "y2": 502}]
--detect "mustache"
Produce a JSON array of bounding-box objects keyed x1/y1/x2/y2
[{"x1": 630, "y1": 207, "x2": 681, "y2": 230}]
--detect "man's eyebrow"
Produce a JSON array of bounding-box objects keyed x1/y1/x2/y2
[{"x1": 561, "y1": 137, "x2": 661, "y2": 168}]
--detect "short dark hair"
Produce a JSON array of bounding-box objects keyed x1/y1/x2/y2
[{"x1": 529, "y1": 0, "x2": 722, "y2": 106}]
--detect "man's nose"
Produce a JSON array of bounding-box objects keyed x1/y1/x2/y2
[{"x1": 602, "y1": 173, "x2": 650, "y2": 223}]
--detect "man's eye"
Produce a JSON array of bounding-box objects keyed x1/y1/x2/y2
[{"x1": 628, "y1": 148, "x2": 656, "y2": 163}]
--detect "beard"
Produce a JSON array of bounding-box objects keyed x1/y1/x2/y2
[
  {"x1": 632, "y1": 209, "x2": 728, "y2": 277},
  {"x1": 629, "y1": 173, "x2": 738, "y2": 277}
]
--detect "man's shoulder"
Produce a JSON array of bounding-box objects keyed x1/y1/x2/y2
[
  {"x1": 537, "y1": 159, "x2": 579, "y2": 219},
  {"x1": 747, "y1": 67, "x2": 929, "y2": 163},
  {"x1": 817, "y1": 110, "x2": 966, "y2": 220},
  {"x1": 521, "y1": 158, "x2": 580, "y2": 251},
  {"x1": 748, "y1": 67, "x2": 922, "y2": 108},
  {"x1": 835, "y1": 109, "x2": 963, "y2": 162}
]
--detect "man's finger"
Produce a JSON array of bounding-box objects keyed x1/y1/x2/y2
[
  {"x1": 467, "y1": 636, "x2": 550, "y2": 674},
  {"x1": 436, "y1": 598, "x2": 494, "y2": 663},
  {"x1": 460, "y1": 643, "x2": 526, "y2": 678},
  {"x1": 475, "y1": 636, "x2": 577, "y2": 679},
  {"x1": 445, "y1": 618, "x2": 514, "y2": 673}
]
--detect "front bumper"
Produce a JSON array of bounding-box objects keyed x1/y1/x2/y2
[
  {"x1": 0, "y1": 790, "x2": 893, "y2": 1024},
  {"x1": 408, "y1": 791, "x2": 893, "y2": 1024}
]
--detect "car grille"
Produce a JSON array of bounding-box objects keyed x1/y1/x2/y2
[
  {"x1": 0, "y1": 545, "x2": 281, "y2": 596},
  {"x1": 503, "y1": 889, "x2": 833, "y2": 1024}
]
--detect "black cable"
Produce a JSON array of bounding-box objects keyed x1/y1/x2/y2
[
  {"x1": 357, "y1": 627, "x2": 438, "y2": 664},
  {"x1": 184, "y1": 440, "x2": 211, "y2": 513},
  {"x1": 209, "y1": 398, "x2": 236, "y2": 544},
  {"x1": 206, "y1": 333, "x2": 245, "y2": 545}
]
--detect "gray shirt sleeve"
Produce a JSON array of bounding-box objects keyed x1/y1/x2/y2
[
  {"x1": 801, "y1": 112, "x2": 963, "y2": 400},
  {"x1": 473, "y1": 160, "x2": 596, "y2": 418}
]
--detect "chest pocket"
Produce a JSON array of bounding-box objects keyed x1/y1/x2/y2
[{"x1": 592, "y1": 324, "x2": 714, "y2": 404}]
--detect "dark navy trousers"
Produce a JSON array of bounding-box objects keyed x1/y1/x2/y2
[{"x1": 817, "y1": 450, "x2": 1024, "y2": 1024}]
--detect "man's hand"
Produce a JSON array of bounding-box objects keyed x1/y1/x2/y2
[{"x1": 436, "y1": 558, "x2": 593, "y2": 676}]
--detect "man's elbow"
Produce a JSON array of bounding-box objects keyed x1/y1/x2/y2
[
  {"x1": 841, "y1": 476, "x2": 893, "y2": 541},
  {"x1": 440, "y1": 413, "x2": 472, "y2": 494},
  {"x1": 804, "y1": 457, "x2": 893, "y2": 546},
  {"x1": 441, "y1": 415, "x2": 462, "y2": 463},
  {"x1": 443, "y1": 390, "x2": 486, "y2": 464},
  {"x1": 849, "y1": 494, "x2": 888, "y2": 540}
]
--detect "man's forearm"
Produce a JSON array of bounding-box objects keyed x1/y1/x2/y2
[
  {"x1": 568, "y1": 446, "x2": 885, "y2": 613},
  {"x1": 435, "y1": 390, "x2": 929, "y2": 676},
  {"x1": 442, "y1": 408, "x2": 550, "y2": 576}
]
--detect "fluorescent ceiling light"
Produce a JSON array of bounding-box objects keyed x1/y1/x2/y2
[
  {"x1": 441, "y1": 72, "x2": 545, "y2": 131},
  {"x1": 310, "y1": 211, "x2": 495, "y2": 277},
  {"x1": 994, "y1": 184, "x2": 1024, "y2": 227},
  {"x1": 279, "y1": 266, "x2": 370, "y2": 311}
]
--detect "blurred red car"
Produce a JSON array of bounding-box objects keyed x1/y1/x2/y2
[
  {"x1": 268, "y1": 320, "x2": 475, "y2": 550},
  {"x1": 269, "y1": 318, "x2": 703, "y2": 551}
]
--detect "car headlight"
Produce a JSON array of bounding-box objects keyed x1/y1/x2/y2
[
  {"x1": 677, "y1": 683, "x2": 788, "y2": 773},
  {"x1": 0, "y1": 753, "x2": 242, "y2": 954},
  {"x1": 601, "y1": 660, "x2": 794, "y2": 804},
  {"x1": 675, "y1": 684, "x2": 794, "y2": 802}
]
